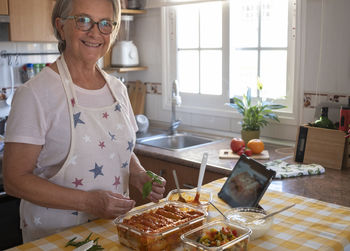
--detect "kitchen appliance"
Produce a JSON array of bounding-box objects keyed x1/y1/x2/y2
[
  {"x1": 111, "y1": 15, "x2": 139, "y2": 67},
  {"x1": 127, "y1": 0, "x2": 145, "y2": 9},
  {"x1": 135, "y1": 114, "x2": 149, "y2": 133}
]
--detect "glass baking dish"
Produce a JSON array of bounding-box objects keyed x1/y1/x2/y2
[
  {"x1": 181, "y1": 220, "x2": 251, "y2": 251},
  {"x1": 114, "y1": 201, "x2": 208, "y2": 251},
  {"x1": 166, "y1": 188, "x2": 213, "y2": 211}
]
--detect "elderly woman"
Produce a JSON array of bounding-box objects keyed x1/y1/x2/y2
[{"x1": 3, "y1": 0, "x2": 166, "y2": 242}]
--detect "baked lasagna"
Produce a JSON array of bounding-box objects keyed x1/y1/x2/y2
[{"x1": 115, "y1": 201, "x2": 207, "y2": 251}]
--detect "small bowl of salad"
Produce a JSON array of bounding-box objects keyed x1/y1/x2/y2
[{"x1": 181, "y1": 220, "x2": 251, "y2": 251}]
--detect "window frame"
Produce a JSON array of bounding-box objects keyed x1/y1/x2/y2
[{"x1": 161, "y1": 0, "x2": 300, "y2": 125}]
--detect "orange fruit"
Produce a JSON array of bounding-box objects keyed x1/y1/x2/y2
[{"x1": 247, "y1": 139, "x2": 264, "y2": 154}]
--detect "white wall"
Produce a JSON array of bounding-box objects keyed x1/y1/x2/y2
[
  {"x1": 301, "y1": 0, "x2": 350, "y2": 124},
  {"x1": 124, "y1": 0, "x2": 350, "y2": 142}
]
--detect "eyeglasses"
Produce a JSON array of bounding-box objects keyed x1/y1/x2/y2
[{"x1": 64, "y1": 15, "x2": 117, "y2": 35}]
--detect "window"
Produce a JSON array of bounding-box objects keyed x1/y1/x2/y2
[
  {"x1": 177, "y1": 2, "x2": 222, "y2": 95},
  {"x1": 230, "y1": 0, "x2": 293, "y2": 102},
  {"x1": 163, "y1": 0, "x2": 296, "y2": 117}
]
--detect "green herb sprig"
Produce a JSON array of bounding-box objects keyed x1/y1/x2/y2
[
  {"x1": 142, "y1": 171, "x2": 162, "y2": 199},
  {"x1": 65, "y1": 232, "x2": 103, "y2": 250}
]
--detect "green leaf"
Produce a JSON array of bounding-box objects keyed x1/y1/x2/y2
[
  {"x1": 146, "y1": 171, "x2": 162, "y2": 184},
  {"x1": 65, "y1": 233, "x2": 104, "y2": 250},
  {"x1": 142, "y1": 181, "x2": 152, "y2": 199}
]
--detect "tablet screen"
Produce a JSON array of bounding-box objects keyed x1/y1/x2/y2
[{"x1": 218, "y1": 155, "x2": 276, "y2": 208}]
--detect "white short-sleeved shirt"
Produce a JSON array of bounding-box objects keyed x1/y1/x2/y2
[{"x1": 5, "y1": 67, "x2": 137, "y2": 179}]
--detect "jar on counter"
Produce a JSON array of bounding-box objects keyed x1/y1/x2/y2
[
  {"x1": 26, "y1": 63, "x2": 35, "y2": 79},
  {"x1": 128, "y1": 0, "x2": 145, "y2": 9}
]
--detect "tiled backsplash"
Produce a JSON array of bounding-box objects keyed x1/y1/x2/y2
[
  {"x1": 145, "y1": 82, "x2": 161, "y2": 94},
  {"x1": 303, "y1": 92, "x2": 349, "y2": 109},
  {"x1": 303, "y1": 92, "x2": 350, "y2": 124}
]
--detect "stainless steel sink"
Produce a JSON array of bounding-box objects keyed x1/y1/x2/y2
[{"x1": 136, "y1": 133, "x2": 219, "y2": 151}]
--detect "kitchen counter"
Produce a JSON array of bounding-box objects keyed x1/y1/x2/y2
[{"x1": 135, "y1": 137, "x2": 350, "y2": 207}]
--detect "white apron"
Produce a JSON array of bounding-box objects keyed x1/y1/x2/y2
[{"x1": 20, "y1": 56, "x2": 136, "y2": 242}]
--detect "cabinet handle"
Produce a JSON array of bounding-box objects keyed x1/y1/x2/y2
[{"x1": 183, "y1": 184, "x2": 195, "y2": 189}]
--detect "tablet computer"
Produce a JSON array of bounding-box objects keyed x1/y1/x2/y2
[{"x1": 218, "y1": 154, "x2": 276, "y2": 208}]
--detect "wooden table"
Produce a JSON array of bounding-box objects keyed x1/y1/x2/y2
[{"x1": 8, "y1": 178, "x2": 350, "y2": 251}]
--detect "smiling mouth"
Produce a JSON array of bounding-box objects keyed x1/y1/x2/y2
[{"x1": 82, "y1": 40, "x2": 103, "y2": 47}]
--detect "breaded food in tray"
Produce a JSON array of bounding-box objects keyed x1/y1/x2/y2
[{"x1": 114, "y1": 201, "x2": 208, "y2": 251}]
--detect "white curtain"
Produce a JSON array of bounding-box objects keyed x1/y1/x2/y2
[{"x1": 145, "y1": 0, "x2": 225, "y2": 9}]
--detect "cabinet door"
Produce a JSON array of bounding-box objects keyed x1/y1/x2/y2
[
  {"x1": 9, "y1": 0, "x2": 56, "y2": 42},
  {"x1": 0, "y1": 0, "x2": 8, "y2": 15}
]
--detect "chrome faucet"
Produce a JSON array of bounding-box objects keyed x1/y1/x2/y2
[{"x1": 169, "y1": 80, "x2": 181, "y2": 135}]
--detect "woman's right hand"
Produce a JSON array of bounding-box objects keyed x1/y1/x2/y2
[{"x1": 85, "y1": 190, "x2": 136, "y2": 219}]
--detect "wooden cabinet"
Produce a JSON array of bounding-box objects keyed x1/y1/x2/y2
[
  {"x1": 129, "y1": 155, "x2": 225, "y2": 206},
  {"x1": 9, "y1": 0, "x2": 56, "y2": 42},
  {"x1": 0, "y1": 0, "x2": 8, "y2": 15}
]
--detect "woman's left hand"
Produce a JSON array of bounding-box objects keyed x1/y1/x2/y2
[
  {"x1": 148, "y1": 173, "x2": 166, "y2": 203},
  {"x1": 134, "y1": 171, "x2": 166, "y2": 203}
]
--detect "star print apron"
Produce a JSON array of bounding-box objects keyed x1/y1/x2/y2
[{"x1": 20, "y1": 55, "x2": 136, "y2": 242}]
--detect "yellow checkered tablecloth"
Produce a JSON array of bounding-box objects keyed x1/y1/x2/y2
[{"x1": 7, "y1": 178, "x2": 350, "y2": 251}]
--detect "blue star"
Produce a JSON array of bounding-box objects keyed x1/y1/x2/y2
[
  {"x1": 109, "y1": 131, "x2": 116, "y2": 141},
  {"x1": 126, "y1": 140, "x2": 134, "y2": 152},
  {"x1": 115, "y1": 103, "x2": 121, "y2": 112},
  {"x1": 121, "y1": 161, "x2": 128, "y2": 168},
  {"x1": 73, "y1": 112, "x2": 85, "y2": 128},
  {"x1": 89, "y1": 163, "x2": 104, "y2": 179}
]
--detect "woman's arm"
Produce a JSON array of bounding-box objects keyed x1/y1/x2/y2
[
  {"x1": 3, "y1": 142, "x2": 135, "y2": 218},
  {"x1": 129, "y1": 152, "x2": 166, "y2": 202}
]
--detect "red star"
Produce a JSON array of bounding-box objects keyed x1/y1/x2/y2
[
  {"x1": 113, "y1": 176, "x2": 120, "y2": 189},
  {"x1": 102, "y1": 112, "x2": 109, "y2": 119},
  {"x1": 71, "y1": 98, "x2": 76, "y2": 107},
  {"x1": 72, "y1": 178, "x2": 83, "y2": 188},
  {"x1": 99, "y1": 141, "x2": 106, "y2": 149}
]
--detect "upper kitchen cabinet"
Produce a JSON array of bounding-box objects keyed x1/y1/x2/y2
[
  {"x1": 9, "y1": 0, "x2": 56, "y2": 42},
  {"x1": 0, "y1": 0, "x2": 8, "y2": 15}
]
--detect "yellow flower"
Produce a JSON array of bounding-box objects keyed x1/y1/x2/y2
[{"x1": 257, "y1": 77, "x2": 263, "y2": 91}]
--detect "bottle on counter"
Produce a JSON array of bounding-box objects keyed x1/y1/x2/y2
[
  {"x1": 39, "y1": 63, "x2": 46, "y2": 72},
  {"x1": 33, "y1": 63, "x2": 41, "y2": 75},
  {"x1": 339, "y1": 97, "x2": 350, "y2": 132},
  {"x1": 26, "y1": 63, "x2": 35, "y2": 79},
  {"x1": 314, "y1": 107, "x2": 335, "y2": 129}
]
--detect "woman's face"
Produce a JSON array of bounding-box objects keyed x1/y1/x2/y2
[{"x1": 58, "y1": 0, "x2": 115, "y2": 64}]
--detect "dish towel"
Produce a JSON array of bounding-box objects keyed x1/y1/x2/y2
[{"x1": 265, "y1": 159, "x2": 325, "y2": 179}]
